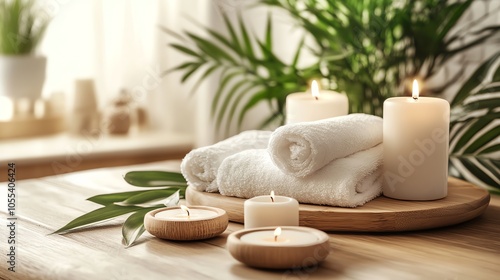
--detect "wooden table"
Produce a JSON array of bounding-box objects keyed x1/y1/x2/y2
[{"x1": 1, "y1": 161, "x2": 499, "y2": 280}]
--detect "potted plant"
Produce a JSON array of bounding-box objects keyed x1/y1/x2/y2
[{"x1": 0, "y1": 0, "x2": 49, "y2": 100}]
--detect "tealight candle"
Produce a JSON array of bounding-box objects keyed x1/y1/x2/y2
[
  {"x1": 227, "y1": 226, "x2": 330, "y2": 269},
  {"x1": 383, "y1": 80, "x2": 450, "y2": 200},
  {"x1": 285, "y1": 80, "x2": 349, "y2": 124},
  {"x1": 244, "y1": 191, "x2": 299, "y2": 229},
  {"x1": 144, "y1": 205, "x2": 228, "y2": 240}
]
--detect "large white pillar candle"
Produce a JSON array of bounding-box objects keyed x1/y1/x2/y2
[
  {"x1": 286, "y1": 80, "x2": 348, "y2": 124},
  {"x1": 244, "y1": 191, "x2": 299, "y2": 229},
  {"x1": 383, "y1": 80, "x2": 450, "y2": 200}
]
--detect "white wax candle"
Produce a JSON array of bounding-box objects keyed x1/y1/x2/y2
[
  {"x1": 285, "y1": 80, "x2": 348, "y2": 124},
  {"x1": 244, "y1": 193, "x2": 299, "y2": 229},
  {"x1": 383, "y1": 80, "x2": 450, "y2": 200},
  {"x1": 240, "y1": 228, "x2": 319, "y2": 246},
  {"x1": 155, "y1": 207, "x2": 218, "y2": 221}
]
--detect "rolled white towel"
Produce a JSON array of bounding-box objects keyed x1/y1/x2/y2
[
  {"x1": 181, "y1": 130, "x2": 272, "y2": 192},
  {"x1": 268, "y1": 113, "x2": 383, "y2": 177},
  {"x1": 218, "y1": 144, "x2": 383, "y2": 207}
]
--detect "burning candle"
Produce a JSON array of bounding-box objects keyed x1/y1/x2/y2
[
  {"x1": 227, "y1": 226, "x2": 330, "y2": 269},
  {"x1": 383, "y1": 80, "x2": 450, "y2": 200},
  {"x1": 144, "y1": 205, "x2": 228, "y2": 240},
  {"x1": 244, "y1": 191, "x2": 299, "y2": 229},
  {"x1": 285, "y1": 80, "x2": 349, "y2": 124}
]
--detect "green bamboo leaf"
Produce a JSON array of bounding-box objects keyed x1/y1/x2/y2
[
  {"x1": 238, "y1": 14, "x2": 255, "y2": 61},
  {"x1": 189, "y1": 64, "x2": 220, "y2": 96},
  {"x1": 437, "y1": 1, "x2": 472, "y2": 44},
  {"x1": 124, "y1": 171, "x2": 186, "y2": 187},
  {"x1": 480, "y1": 143, "x2": 500, "y2": 155},
  {"x1": 451, "y1": 117, "x2": 491, "y2": 153},
  {"x1": 493, "y1": 65, "x2": 500, "y2": 82},
  {"x1": 455, "y1": 157, "x2": 499, "y2": 188},
  {"x1": 122, "y1": 207, "x2": 160, "y2": 247},
  {"x1": 462, "y1": 97, "x2": 500, "y2": 112},
  {"x1": 451, "y1": 51, "x2": 500, "y2": 107},
  {"x1": 265, "y1": 12, "x2": 272, "y2": 52},
  {"x1": 225, "y1": 83, "x2": 263, "y2": 133},
  {"x1": 120, "y1": 188, "x2": 186, "y2": 206},
  {"x1": 53, "y1": 205, "x2": 143, "y2": 234},
  {"x1": 291, "y1": 36, "x2": 305, "y2": 69},
  {"x1": 476, "y1": 158, "x2": 500, "y2": 181},
  {"x1": 181, "y1": 64, "x2": 201, "y2": 83},
  {"x1": 221, "y1": 12, "x2": 243, "y2": 55},
  {"x1": 214, "y1": 79, "x2": 249, "y2": 131},
  {"x1": 87, "y1": 189, "x2": 165, "y2": 206},
  {"x1": 211, "y1": 69, "x2": 245, "y2": 117},
  {"x1": 170, "y1": 43, "x2": 200, "y2": 57},
  {"x1": 464, "y1": 122, "x2": 500, "y2": 154},
  {"x1": 187, "y1": 32, "x2": 237, "y2": 63},
  {"x1": 237, "y1": 90, "x2": 268, "y2": 128}
]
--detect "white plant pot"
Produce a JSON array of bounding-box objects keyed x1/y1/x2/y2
[{"x1": 0, "y1": 55, "x2": 47, "y2": 100}]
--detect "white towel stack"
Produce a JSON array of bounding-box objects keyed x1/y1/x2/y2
[
  {"x1": 183, "y1": 114, "x2": 384, "y2": 207},
  {"x1": 218, "y1": 145, "x2": 383, "y2": 207},
  {"x1": 180, "y1": 130, "x2": 272, "y2": 192}
]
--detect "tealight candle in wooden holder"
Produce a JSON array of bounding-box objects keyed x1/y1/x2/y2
[
  {"x1": 227, "y1": 226, "x2": 330, "y2": 269},
  {"x1": 144, "y1": 205, "x2": 228, "y2": 241}
]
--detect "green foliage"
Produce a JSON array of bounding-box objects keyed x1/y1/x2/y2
[
  {"x1": 262, "y1": 0, "x2": 500, "y2": 115},
  {"x1": 162, "y1": 12, "x2": 320, "y2": 133},
  {"x1": 54, "y1": 171, "x2": 187, "y2": 247},
  {"x1": 449, "y1": 52, "x2": 500, "y2": 190},
  {"x1": 0, "y1": 0, "x2": 49, "y2": 54}
]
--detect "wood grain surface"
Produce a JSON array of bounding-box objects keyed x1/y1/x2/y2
[
  {"x1": 186, "y1": 177, "x2": 490, "y2": 232},
  {"x1": 1, "y1": 161, "x2": 499, "y2": 280}
]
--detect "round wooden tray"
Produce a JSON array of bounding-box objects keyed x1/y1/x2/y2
[{"x1": 186, "y1": 177, "x2": 490, "y2": 232}]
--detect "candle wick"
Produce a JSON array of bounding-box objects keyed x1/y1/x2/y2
[
  {"x1": 186, "y1": 209, "x2": 190, "y2": 218},
  {"x1": 274, "y1": 235, "x2": 278, "y2": 242},
  {"x1": 270, "y1": 197, "x2": 274, "y2": 202},
  {"x1": 314, "y1": 96, "x2": 319, "y2": 101},
  {"x1": 412, "y1": 96, "x2": 418, "y2": 101}
]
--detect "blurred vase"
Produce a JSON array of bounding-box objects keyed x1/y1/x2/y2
[
  {"x1": 0, "y1": 55, "x2": 46, "y2": 100},
  {"x1": 70, "y1": 79, "x2": 100, "y2": 135}
]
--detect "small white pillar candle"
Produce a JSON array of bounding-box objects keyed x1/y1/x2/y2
[
  {"x1": 286, "y1": 80, "x2": 349, "y2": 124},
  {"x1": 244, "y1": 191, "x2": 299, "y2": 229},
  {"x1": 383, "y1": 80, "x2": 450, "y2": 200}
]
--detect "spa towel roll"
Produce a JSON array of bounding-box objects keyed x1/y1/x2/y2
[
  {"x1": 181, "y1": 130, "x2": 272, "y2": 192},
  {"x1": 268, "y1": 113, "x2": 383, "y2": 177},
  {"x1": 218, "y1": 144, "x2": 383, "y2": 207}
]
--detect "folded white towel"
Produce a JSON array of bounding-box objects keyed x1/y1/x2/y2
[
  {"x1": 218, "y1": 144, "x2": 383, "y2": 207},
  {"x1": 181, "y1": 130, "x2": 272, "y2": 192},
  {"x1": 268, "y1": 113, "x2": 383, "y2": 177}
]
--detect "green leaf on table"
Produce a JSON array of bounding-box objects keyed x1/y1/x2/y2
[
  {"x1": 122, "y1": 207, "x2": 161, "y2": 247},
  {"x1": 119, "y1": 187, "x2": 186, "y2": 206},
  {"x1": 124, "y1": 171, "x2": 187, "y2": 187},
  {"x1": 88, "y1": 189, "x2": 158, "y2": 206},
  {"x1": 53, "y1": 205, "x2": 144, "y2": 234}
]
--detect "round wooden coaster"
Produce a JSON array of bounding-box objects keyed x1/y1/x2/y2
[{"x1": 186, "y1": 177, "x2": 490, "y2": 232}]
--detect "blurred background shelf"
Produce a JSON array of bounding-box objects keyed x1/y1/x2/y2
[{"x1": 0, "y1": 130, "x2": 193, "y2": 180}]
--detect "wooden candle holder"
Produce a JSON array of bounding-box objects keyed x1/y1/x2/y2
[
  {"x1": 144, "y1": 206, "x2": 228, "y2": 241},
  {"x1": 227, "y1": 226, "x2": 330, "y2": 269}
]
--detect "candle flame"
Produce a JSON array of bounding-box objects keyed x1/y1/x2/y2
[
  {"x1": 412, "y1": 79, "x2": 419, "y2": 100},
  {"x1": 274, "y1": 227, "x2": 282, "y2": 242},
  {"x1": 180, "y1": 205, "x2": 190, "y2": 218},
  {"x1": 311, "y1": 80, "x2": 319, "y2": 100},
  {"x1": 270, "y1": 190, "x2": 275, "y2": 202}
]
